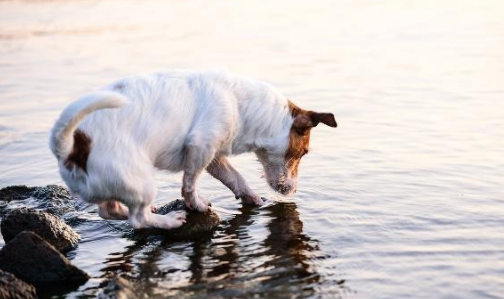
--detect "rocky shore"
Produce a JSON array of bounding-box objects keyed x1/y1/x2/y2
[{"x1": 0, "y1": 185, "x2": 221, "y2": 298}]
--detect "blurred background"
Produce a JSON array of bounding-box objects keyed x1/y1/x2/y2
[{"x1": 0, "y1": 0, "x2": 503, "y2": 298}]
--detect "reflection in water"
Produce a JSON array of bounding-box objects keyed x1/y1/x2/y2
[
  {"x1": 1, "y1": 0, "x2": 504, "y2": 297},
  {"x1": 93, "y1": 202, "x2": 344, "y2": 298},
  {"x1": 261, "y1": 203, "x2": 321, "y2": 295}
]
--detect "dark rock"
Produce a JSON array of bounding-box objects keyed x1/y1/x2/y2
[
  {"x1": 0, "y1": 185, "x2": 76, "y2": 218},
  {"x1": 0, "y1": 186, "x2": 35, "y2": 202},
  {"x1": 122, "y1": 199, "x2": 220, "y2": 240},
  {"x1": 0, "y1": 231, "x2": 89, "y2": 284},
  {"x1": 98, "y1": 277, "x2": 138, "y2": 299},
  {"x1": 1, "y1": 207, "x2": 79, "y2": 252},
  {"x1": 0, "y1": 270, "x2": 37, "y2": 299},
  {"x1": 30, "y1": 185, "x2": 75, "y2": 216},
  {"x1": 151, "y1": 199, "x2": 220, "y2": 239}
]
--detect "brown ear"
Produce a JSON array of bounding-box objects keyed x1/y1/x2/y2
[
  {"x1": 310, "y1": 112, "x2": 337, "y2": 128},
  {"x1": 293, "y1": 114, "x2": 315, "y2": 135}
]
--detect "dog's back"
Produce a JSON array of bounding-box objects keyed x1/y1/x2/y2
[{"x1": 74, "y1": 72, "x2": 235, "y2": 170}]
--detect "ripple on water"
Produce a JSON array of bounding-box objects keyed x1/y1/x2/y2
[{"x1": 1, "y1": 0, "x2": 504, "y2": 298}]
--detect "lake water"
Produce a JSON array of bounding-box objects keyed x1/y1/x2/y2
[{"x1": 1, "y1": 0, "x2": 503, "y2": 298}]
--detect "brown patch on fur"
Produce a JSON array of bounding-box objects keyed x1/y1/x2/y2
[
  {"x1": 287, "y1": 99, "x2": 304, "y2": 118},
  {"x1": 65, "y1": 130, "x2": 92, "y2": 172},
  {"x1": 286, "y1": 100, "x2": 311, "y2": 176},
  {"x1": 285, "y1": 100, "x2": 336, "y2": 177}
]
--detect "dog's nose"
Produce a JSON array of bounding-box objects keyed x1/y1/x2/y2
[{"x1": 277, "y1": 183, "x2": 292, "y2": 195}]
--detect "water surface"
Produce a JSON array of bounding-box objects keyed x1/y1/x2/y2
[{"x1": 1, "y1": 0, "x2": 503, "y2": 298}]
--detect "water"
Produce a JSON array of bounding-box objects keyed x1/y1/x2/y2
[{"x1": 1, "y1": 0, "x2": 503, "y2": 298}]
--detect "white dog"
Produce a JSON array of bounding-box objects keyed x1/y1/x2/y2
[{"x1": 50, "y1": 71, "x2": 336, "y2": 230}]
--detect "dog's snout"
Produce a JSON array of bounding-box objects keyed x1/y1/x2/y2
[{"x1": 275, "y1": 182, "x2": 294, "y2": 195}]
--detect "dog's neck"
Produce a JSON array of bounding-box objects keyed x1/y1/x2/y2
[{"x1": 231, "y1": 82, "x2": 293, "y2": 155}]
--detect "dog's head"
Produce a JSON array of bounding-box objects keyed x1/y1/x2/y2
[{"x1": 256, "y1": 100, "x2": 337, "y2": 195}]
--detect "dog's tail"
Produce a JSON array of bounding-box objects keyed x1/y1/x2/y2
[{"x1": 49, "y1": 91, "x2": 128, "y2": 160}]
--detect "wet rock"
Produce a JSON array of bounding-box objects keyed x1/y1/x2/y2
[
  {"x1": 152, "y1": 199, "x2": 220, "y2": 239},
  {"x1": 0, "y1": 186, "x2": 35, "y2": 202},
  {"x1": 1, "y1": 207, "x2": 79, "y2": 252},
  {"x1": 0, "y1": 270, "x2": 37, "y2": 299},
  {"x1": 31, "y1": 185, "x2": 75, "y2": 216},
  {"x1": 0, "y1": 185, "x2": 76, "y2": 217},
  {"x1": 0, "y1": 231, "x2": 89, "y2": 284},
  {"x1": 98, "y1": 277, "x2": 138, "y2": 299}
]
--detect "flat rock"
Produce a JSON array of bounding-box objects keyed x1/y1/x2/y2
[
  {"x1": 126, "y1": 199, "x2": 220, "y2": 240},
  {"x1": 1, "y1": 207, "x2": 79, "y2": 252},
  {"x1": 98, "y1": 277, "x2": 138, "y2": 299},
  {"x1": 151, "y1": 199, "x2": 221, "y2": 239},
  {"x1": 0, "y1": 270, "x2": 37, "y2": 299},
  {"x1": 0, "y1": 231, "x2": 89, "y2": 284}
]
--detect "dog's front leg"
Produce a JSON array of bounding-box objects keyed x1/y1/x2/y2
[
  {"x1": 206, "y1": 156, "x2": 265, "y2": 206},
  {"x1": 182, "y1": 144, "x2": 215, "y2": 212}
]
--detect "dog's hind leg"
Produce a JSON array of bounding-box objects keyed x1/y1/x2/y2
[
  {"x1": 98, "y1": 201, "x2": 129, "y2": 220},
  {"x1": 129, "y1": 205, "x2": 187, "y2": 230},
  {"x1": 181, "y1": 143, "x2": 216, "y2": 212},
  {"x1": 98, "y1": 201, "x2": 158, "y2": 220},
  {"x1": 206, "y1": 156, "x2": 265, "y2": 206},
  {"x1": 126, "y1": 184, "x2": 186, "y2": 230}
]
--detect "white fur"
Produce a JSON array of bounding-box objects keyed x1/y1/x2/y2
[{"x1": 50, "y1": 71, "x2": 296, "y2": 230}]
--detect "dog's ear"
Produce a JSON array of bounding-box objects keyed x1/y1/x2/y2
[
  {"x1": 310, "y1": 112, "x2": 337, "y2": 128},
  {"x1": 293, "y1": 112, "x2": 337, "y2": 135},
  {"x1": 293, "y1": 114, "x2": 315, "y2": 135}
]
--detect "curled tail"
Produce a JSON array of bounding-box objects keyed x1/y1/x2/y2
[{"x1": 50, "y1": 91, "x2": 128, "y2": 160}]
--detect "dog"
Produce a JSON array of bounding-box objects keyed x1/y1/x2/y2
[{"x1": 50, "y1": 71, "x2": 337, "y2": 230}]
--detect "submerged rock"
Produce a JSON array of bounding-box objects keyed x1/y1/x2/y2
[
  {"x1": 0, "y1": 185, "x2": 76, "y2": 217},
  {"x1": 0, "y1": 185, "x2": 220, "y2": 241},
  {"x1": 0, "y1": 186, "x2": 35, "y2": 202},
  {"x1": 0, "y1": 270, "x2": 37, "y2": 299},
  {"x1": 98, "y1": 277, "x2": 138, "y2": 299},
  {"x1": 1, "y1": 207, "x2": 79, "y2": 252},
  {"x1": 0, "y1": 231, "x2": 89, "y2": 284},
  {"x1": 151, "y1": 199, "x2": 221, "y2": 239},
  {"x1": 30, "y1": 185, "x2": 75, "y2": 216}
]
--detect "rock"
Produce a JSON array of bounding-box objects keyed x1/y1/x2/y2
[
  {"x1": 152, "y1": 199, "x2": 220, "y2": 239},
  {"x1": 30, "y1": 185, "x2": 75, "y2": 216},
  {"x1": 124, "y1": 199, "x2": 220, "y2": 240},
  {"x1": 98, "y1": 277, "x2": 138, "y2": 299},
  {"x1": 0, "y1": 185, "x2": 76, "y2": 218},
  {"x1": 0, "y1": 270, "x2": 37, "y2": 299},
  {"x1": 0, "y1": 186, "x2": 35, "y2": 202},
  {"x1": 1, "y1": 207, "x2": 80, "y2": 252},
  {"x1": 0, "y1": 231, "x2": 89, "y2": 284}
]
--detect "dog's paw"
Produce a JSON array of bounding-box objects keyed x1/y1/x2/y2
[
  {"x1": 165, "y1": 210, "x2": 187, "y2": 229},
  {"x1": 194, "y1": 198, "x2": 211, "y2": 212},
  {"x1": 240, "y1": 194, "x2": 265, "y2": 206},
  {"x1": 185, "y1": 197, "x2": 211, "y2": 213}
]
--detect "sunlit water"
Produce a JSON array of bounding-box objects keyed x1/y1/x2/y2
[{"x1": 1, "y1": 0, "x2": 504, "y2": 298}]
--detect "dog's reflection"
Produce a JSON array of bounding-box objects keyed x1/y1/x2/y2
[
  {"x1": 263, "y1": 202, "x2": 320, "y2": 284},
  {"x1": 98, "y1": 202, "x2": 336, "y2": 298},
  {"x1": 184, "y1": 202, "x2": 322, "y2": 297}
]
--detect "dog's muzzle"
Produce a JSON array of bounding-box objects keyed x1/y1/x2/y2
[{"x1": 273, "y1": 182, "x2": 296, "y2": 195}]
